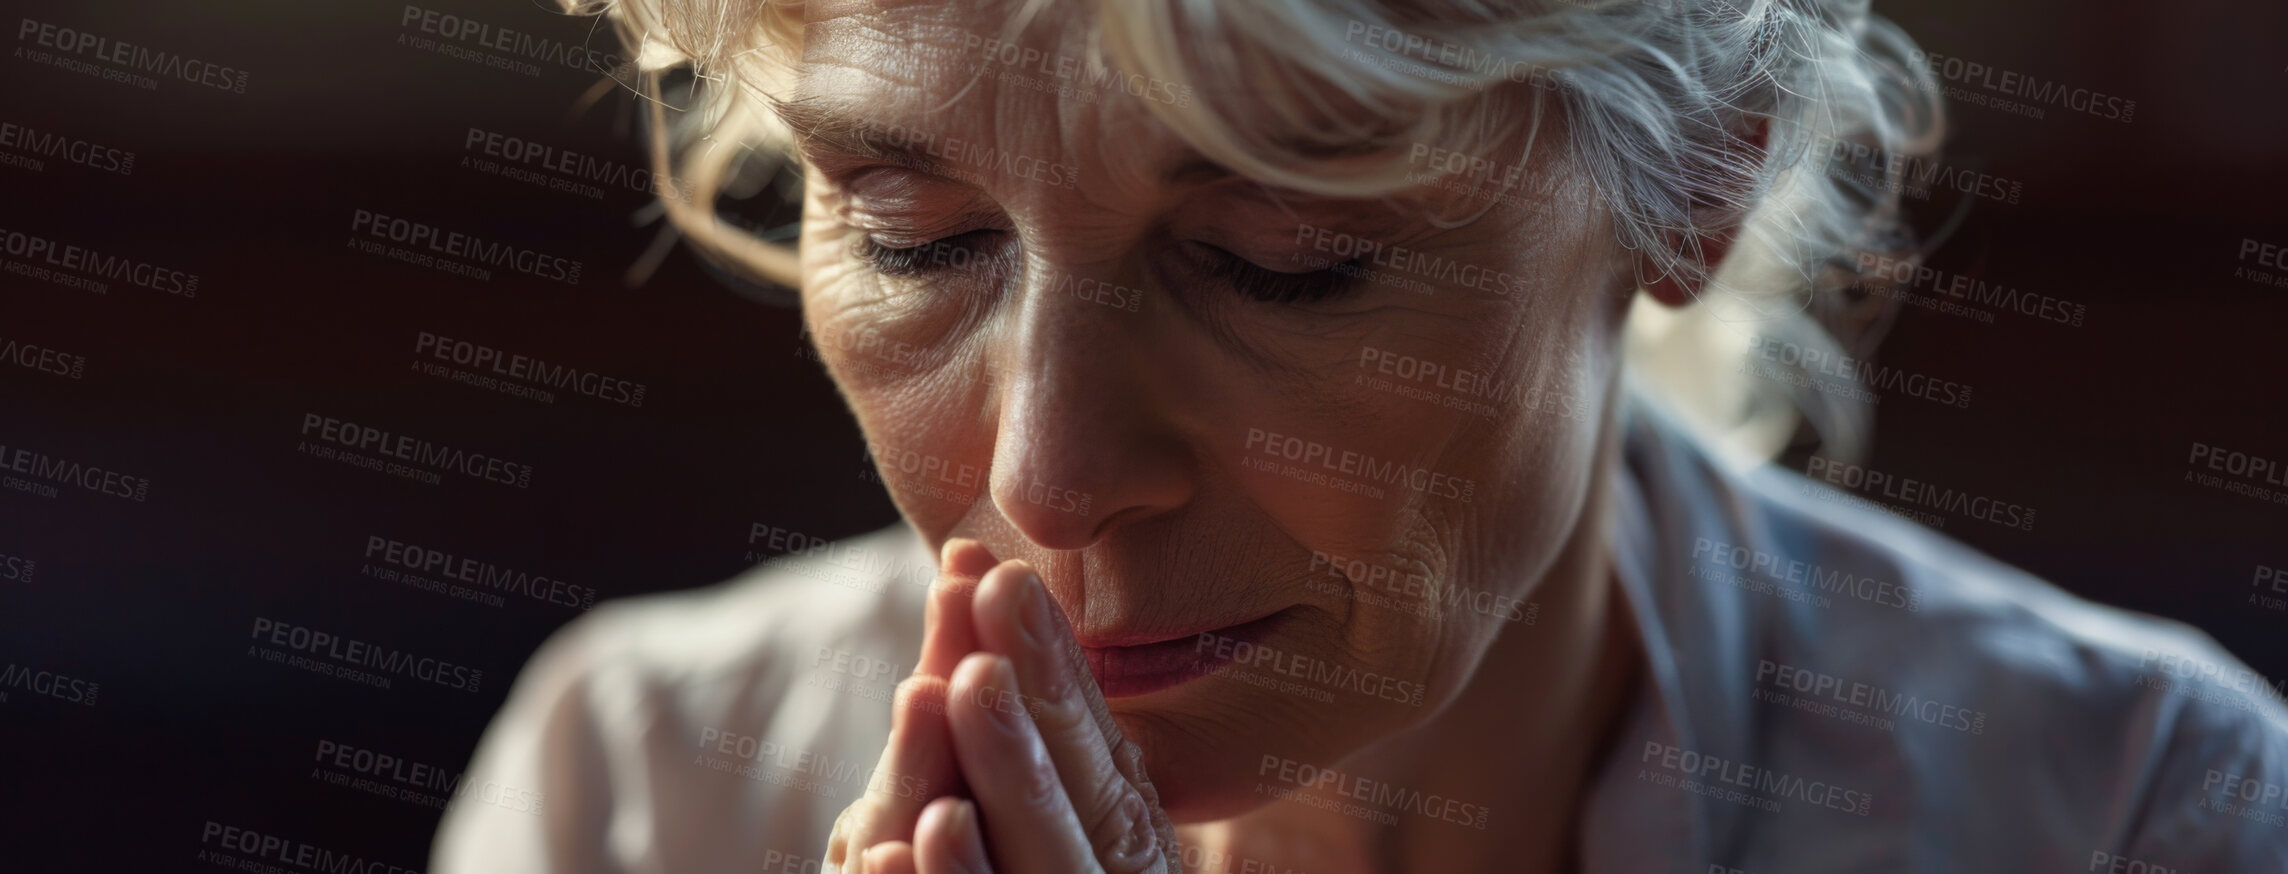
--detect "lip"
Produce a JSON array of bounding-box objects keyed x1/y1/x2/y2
[{"x1": 1081, "y1": 610, "x2": 1289, "y2": 699}]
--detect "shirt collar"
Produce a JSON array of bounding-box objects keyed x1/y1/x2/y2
[{"x1": 1590, "y1": 385, "x2": 1770, "y2": 870}]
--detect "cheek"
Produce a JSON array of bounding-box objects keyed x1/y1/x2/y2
[
  {"x1": 1468, "y1": 301, "x2": 1613, "y2": 574},
  {"x1": 1315, "y1": 297, "x2": 1612, "y2": 683},
  {"x1": 802, "y1": 281, "x2": 997, "y2": 538},
  {"x1": 1239, "y1": 292, "x2": 1603, "y2": 552},
  {"x1": 1221, "y1": 331, "x2": 1493, "y2": 549},
  {"x1": 829, "y1": 367, "x2": 995, "y2": 537}
]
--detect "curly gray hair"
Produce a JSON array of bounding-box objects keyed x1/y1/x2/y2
[{"x1": 573, "y1": 0, "x2": 1944, "y2": 460}]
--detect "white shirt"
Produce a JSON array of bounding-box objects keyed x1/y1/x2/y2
[{"x1": 432, "y1": 394, "x2": 2288, "y2": 873}]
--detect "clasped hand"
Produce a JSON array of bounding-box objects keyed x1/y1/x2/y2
[{"x1": 825, "y1": 540, "x2": 1180, "y2": 874}]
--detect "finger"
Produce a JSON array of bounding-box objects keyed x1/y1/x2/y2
[
  {"x1": 921, "y1": 538, "x2": 1000, "y2": 678},
  {"x1": 978, "y1": 560, "x2": 1156, "y2": 800},
  {"x1": 915, "y1": 797, "x2": 993, "y2": 874},
  {"x1": 827, "y1": 676, "x2": 954, "y2": 873},
  {"x1": 863, "y1": 842, "x2": 918, "y2": 874},
  {"x1": 946, "y1": 652, "x2": 1098, "y2": 874},
  {"x1": 829, "y1": 541, "x2": 998, "y2": 874},
  {"x1": 972, "y1": 562, "x2": 1170, "y2": 873},
  {"x1": 828, "y1": 806, "x2": 861, "y2": 874}
]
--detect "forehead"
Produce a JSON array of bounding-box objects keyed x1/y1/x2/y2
[
  {"x1": 780, "y1": 0, "x2": 1596, "y2": 245},
  {"x1": 788, "y1": 1, "x2": 1194, "y2": 202}
]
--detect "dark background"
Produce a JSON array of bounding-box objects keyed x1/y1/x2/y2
[{"x1": 1, "y1": 0, "x2": 2282, "y2": 870}]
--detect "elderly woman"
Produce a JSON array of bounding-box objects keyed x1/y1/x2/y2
[{"x1": 432, "y1": 1, "x2": 2287, "y2": 872}]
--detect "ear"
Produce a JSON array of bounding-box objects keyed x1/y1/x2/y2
[{"x1": 1637, "y1": 118, "x2": 1769, "y2": 308}]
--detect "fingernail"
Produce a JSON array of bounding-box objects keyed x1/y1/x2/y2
[
  {"x1": 860, "y1": 843, "x2": 901, "y2": 872},
  {"x1": 945, "y1": 798, "x2": 975, "y2": 836},
  {"x1": 944, "y1": 799, "x2": 988, "y2": 874},
  {"x1": 1016, "y1": 565, "x2": 1057, "y2": 649}
]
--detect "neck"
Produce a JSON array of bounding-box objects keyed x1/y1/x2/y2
[{"x1": 1182, "y1": 419, "x2": 1646, "y2": 874}]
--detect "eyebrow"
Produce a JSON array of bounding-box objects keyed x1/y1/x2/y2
[
  {"x1": 1164, "y1": 157, "x2": 1230, "y2": 187},
  {"x1": 771, "y1": 93, "x2": 1235, "y2": 189},
  {"x1": 772, "y1": 95, "x2": 945, "y2": 173}
]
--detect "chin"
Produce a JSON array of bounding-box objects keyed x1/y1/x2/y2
[{"x1": 1109, "y1": 696, "x2": 1352, "y2": 824}]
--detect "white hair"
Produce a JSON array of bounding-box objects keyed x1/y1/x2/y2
[{"x1": 571, "y1": 0, "x2": 1944, "y2": 461}]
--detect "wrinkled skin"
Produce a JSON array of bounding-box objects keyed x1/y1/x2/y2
[{"x1": 795, "y1": 2, "x2": 1687, "y2": 872}]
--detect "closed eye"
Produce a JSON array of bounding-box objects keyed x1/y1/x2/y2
[
  {"x1": 1191, "y1": 244, "x2": 1360, "y2": 305},
  {"x1": 854, "y1": 229, "x2": 1009, "y2": 278}
]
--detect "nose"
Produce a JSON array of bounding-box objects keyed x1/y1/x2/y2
[{"x1": 987, "y1": 269, "x2": 1194, "y2": 551}]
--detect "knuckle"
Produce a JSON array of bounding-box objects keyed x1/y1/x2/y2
[
  {"x1": 1111, "y1": 738, "x2": 1149, "y2": 783},
  {"x1": 834, "y1": 801, "x2": 888, "y2": 848},
  {"x1": 1084, "y1": 783, "x2": 1161, "y2": 874},
  {"x1": 1111, "y1": 739, "x2": 1169, "y2": 812},
  {"x1": 826, "y1": 807, "x2": 858, "y2": 865},
  {"x1": 1030, "y1": 684, "x2": 1090, "y2": 731},
  {"x1": 893, "y1": 674, "x2": 948, "y2": 716},
  {"x1": 1019, "y1": 754, "x2": 1065, "y2": 811}
]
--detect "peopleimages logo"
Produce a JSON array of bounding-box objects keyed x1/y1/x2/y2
[
  {"x1": 0, "y1": 441, "x2": 151, "y2": 502},
  {"x1": 0, "y1": 334, "x2": 88, "y2": 380},
  {"x1": 1754, "y1": 658, "x2": 1987, "y2": 734},
  {"x1": 2184, "y1": 441, "x2": 2288, "y2": 507},
  {"x1": 1256, "y1": 754, "x2": 1492, "y2": 829},
  {"x1": 2199, "y1": 769, "x2": 2288, "y2": 828},
  {"x1": 1690, "y1": 538, "x2": 1920, "y2": 612},
  {"x1": 348, "y1": 208, "x2": 582, "y2": 285},
  {"x1": 0, "y1": 661, "x2": 99, "y2": 705},
  {"x1": 744, "y1": 523, "x2": 936, "y2": 593},
  {"x1": 1857, "y1": 253, "x2": 2085, "y2": 328},
  {"x1": 1911, "y1": 50, "x2": 2135, "y2": 123},
  {"x1": 0, "y1": 118, "x2": 135, "y2": 175},
  {"x1": 311, "y1": 738, "x2": 545, "y2": 815},
  {"x1": 848, "y1": 116, "x2": 1080, "y2": 190},
  {"x1": 2237, "y1": 238, "x2": 2288, "y2": 288},
  {"x1": 16, "y1": 18, "x2": 252, "y2": 93},
  {"x1": 1803, "y1": 457, "x2": 2036, "y2": 532},
  {"x1": 0, "y1": 551, "x2": 34, "y2": 582},
  {"x1": 1805, "y1": 129, "x2": 2024, "y2": 205},
  {"x1": 2204, "y1": 769, "x2": 2288, "y2": 810},
  {"x1": 2087, "y1": 851, "x2": 2189, "y2": 874},
  {"x1": 1308, "y1": 549, "x2": 1532, "y2": 623},
  {"x1": 298, "y1": 412, "x2": 534, "y2": 489},
  {"x1": 399, "y1": 5, "x2": 631, "y2": 78},
  {"x1": 1195, "y1": 631, "x2": 1427, "y2": 707},
  {"x1": 1742, "y1": 335, "x2": 1974, "y2": 409},
  {"x1": 2252, "y1": 564, "x2": 2287, "y2": 615},
  {"x1": 249, "y1": 617, "x2": 483, "y2": 693},
  {"x1": 364, "y1": 536, "x2": 597, "y2": 610},
  {"x1": 197, "y1": 822, "x2": 414, "y2": 874},
  {"x1": 1340, "y1": 20, "x2": 1566, "y2": 93},
  {"x1": 957, "y1": 32, "x2": 1195, "y2": 108},
  {"x1": 413, "y1": 331, "x2": 647, "y2": 408},
  {"x1": 1638, "y1": 742, "x2": 1874, "y2": 816},
  {"x1": 1296, "y1": 224, "x2": 1528, "y2": 297},
  {"x1": 2188, "y1": 442, "x2": 2288, "y2": 488},
  {"x1": 462, "y1": 127, "x2": 688, "y2": 203},
  {"x1": 694, "y1": 727, "x2": 931, "y2": 802},
  {"x1": 2137, "y1": 649, "x2": 2288, "y2": 712},
  {"x1": 316, "y1": 740, "x2": 459, "y2": 792},
  {"x1": 0, "y1": 225, "x2": 199, "y2": 297},
  {"x1": 1243, "y1": 427, "x2": 1476, "y2": 503}
]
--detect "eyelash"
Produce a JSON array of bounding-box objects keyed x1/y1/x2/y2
[
  {"x1": 855, "y1": 230, "x2": 1006, "y2": 277},
  {"x1": 1193, "y1": 246, "x2": 1360, "y2": 305},
  {"x1": 852, "y1": 231, "x2": 1359, "y2": 306}
]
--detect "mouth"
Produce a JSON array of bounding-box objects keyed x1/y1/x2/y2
[{"x1": 1081, "y1": 610, "x2": 1291, "y2": 699}]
